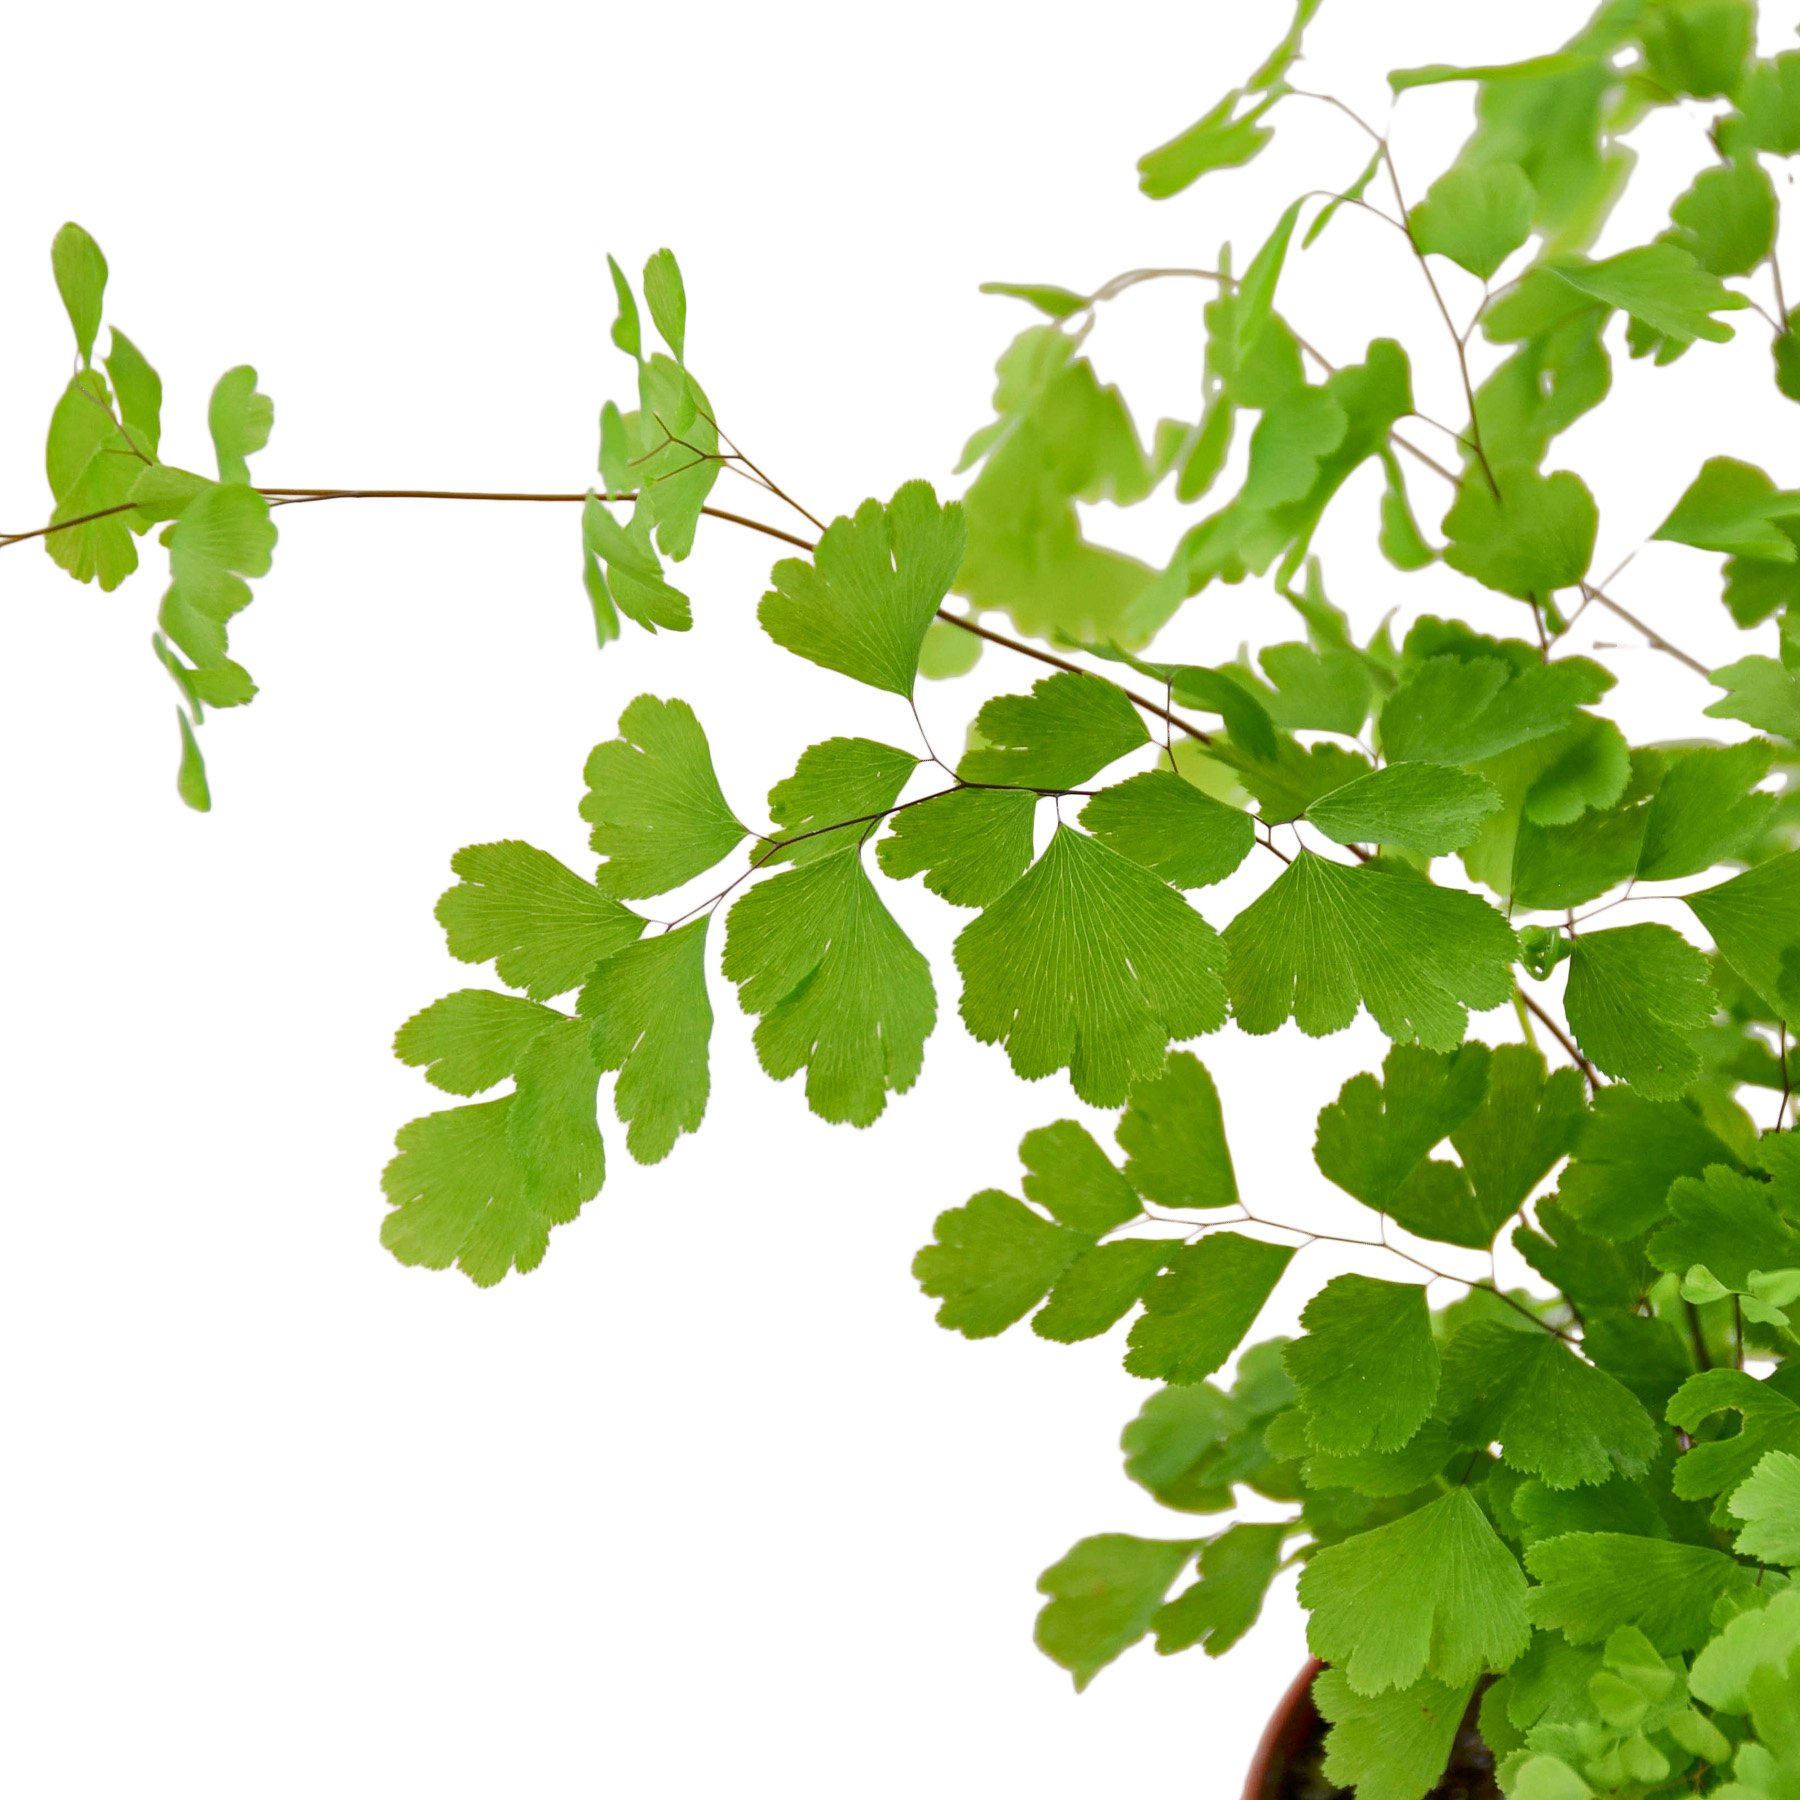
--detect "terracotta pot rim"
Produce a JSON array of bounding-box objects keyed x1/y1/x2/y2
[{"x1": 1242, "y1": 1659, "x2": 1323, "y2": 1800}]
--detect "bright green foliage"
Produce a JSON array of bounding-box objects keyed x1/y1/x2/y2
[
  {"x1": 174, "y1": 712, "x2": 210, "y2": 811},
  {"x1": 1034, "y1": 1535, "x2": 1197, "y2": 1690},
  {"x1": 1730, "y1": 1452, "x2": 1800, "y2": 1564},
  {"x1": 1314, "y1": 1671, "x2": 1479, "y2": 1800},
  {"x1": 1306, "y1": 763, "x2": 1502, "y2": 856},
  {"x1": 1669, "y1": 161, "x2": 1777, "y2": 277},
  {"x1": 958, "y1": 672, "x2": 1149, "y2": 787},
  {"x1": 759, "y1": 481, "x2": 965, "y2": 696},
  {"x1": 50, "y1": 221, "x2": 107, "y2": 363},
  {"x1": 766, "y1": 737, "x2": 917, "y2": 865},
  {"x1": 1667, "y1": 1370, "x2": 1800, "y2": 1503},
  {"x1": 1707, "y1": 652, "x2": 1800, "y2": 738},
  {"x1": 1079, "y1": 771, "x2": 1255, "y2": 888},
  {"x1": 1286, "y1": 1277, "x2": 1439, "y2": 1454},
  {"x1": 874, "y1": 786, "x2": 1037, "y2": 905},
  {"x1": 1411, "y1": 162, "x2": 1534, "y2": 280},
  {"x1": 581, "y1": 498, "x2": 692, "y2": 634},
  {"x1": 1379, "y1": 654, "x2": 1610, "y2": 767},
  {"x1": 1225, "y1": 854, "x2": 1517, "y2": 1050},
  {"x1": 955, "y1": 825, "x2": 1227, "y2": 1105},
  {"x1": 1550, "y1": 244, "x2": 1750, "y2": 346},
  {"x1": 1124, "y1": 1232, "x2": 1294, "y2": 1384},
  {"x1": 1114, "y1": 1052, "x2": 1237, "y2": 1211},
  {"x1": 1299, "y1": 1489, "x2": 1531, "y2": 1693},
  {"x1": 1152, "y1": 1522, "x2": 1287, "y2": 1656},
  {"x1": 395, "y1": 990, "x2": 560, "y2": 1095},
  {"x1": 207, "y1": 366, "x2": 274, "y2": 485},
  {"x1": 1443, "y1": 465, "x2": 1597, "y2": 601},
  {"x1": 913, "y1": 1189, "x2": 1092, "y2": 1337},
  {"x1": 382, "y1": 1013, "x2": 605, "y2": 1287},
  {"x1": 1132, "y1": 0, "x2": 1320, "y2": 198},
  {"x1": 1563, "y1": 924, "x2": 1715, "y2": 1098},
  {"x1": 642, "y1": 249, "x2": 685, "y2": 360},
  {"x1": 952, "y1": 327, "x2": 1162, "y2": 642},
  {"x1": 1525, "y1": 1534, "x2": 1753, "y2": 1653},
  {"x1": 1020, "y1": 1120, "x2": 1140, "y2": 1233},
  {"x1": 436, "y1": 841, "x2": 643, "y2": 1001},
  {"x1": 1648, "y1": 1162, "x2": 1800, "y2": 1291},
  {"x1": 582, "y1": 696, "x2": 746, "y2": 895},
  {"x1": 723, "y1": 851, "x2": 933, "y2": 1125},
  {"x1": 1434, "y1": 1323, "x2": 1658, "y2": 1489},
  {"x1": 1688, "y1": 850, "x2": 1800, "y2": 1020},
  {"x1": 1555, "y1": 1086, "x2": 1739, "y2": 1240},
  {"x1": 579, "y1": 920, "x2": 713, "y2": 1164},
  {"x1": 1314, "y1": 1042, "x2": 1487, "y2": 1210},
  {"x1": 1654, "y1": 458, "x2": 1800, "y2": 561},
  {"x1": 37, "y1": 11, "x2": 1800, "y2": 1783},
  {"x1": 1637, "y1": 740, "x2": 1776, "y2": 880}
]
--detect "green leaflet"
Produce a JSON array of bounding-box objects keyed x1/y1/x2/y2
[
  {"x1": 44, "y1": 367, "x2": 144, "y2": 590},
  {"x1": 1078, "y1": 771, "x2": 1255, "y2": 889},
  {"x1": 1668, "y1": 160, "x2": 1777, "y2": 278},
  {"x1": 582, "y1": 696, "x2": 746, "y2": 896},
  {"x1": 381, "y1": 1015, "x2": 604, "y2": 1287},
  {"x1": 874, "y1": 786, "x2": 1037, "y2": 906},
  {"x1": 1286, "y1": 1276, "x2": 1440, "y2": 1455},
  {"x1": 952, "y1": 326, "x2": 1160, "y2": 643},
  {"x1": 955, "y1": 825, "x2": 1227, "y2": 1106},
  {"x1": 1728, "y1": 1451, "x2": 1800, "y2": 1565},
  {"x1": 1299, "y1": 1488, "x2": 1531, "y2": 1693},
  {"x1": 1549, "y1": 243, "x2": 1750, "y2": 346},
  {"x1": 1563, "y1": 924, "x2": 1715, "y2": 1099},
  {"x1": 1379, "y1": 654, "x2": 1611, "y2": 767},
  {"x1": 641, "y1": 248, "x2": 686, "y2": 361},
  {"x1": 1434, "y1": 1322, "x2": 1658, "y2": 1490},
  {"x1": 1124, "y1": 1232, "x2": 1294, "y2": 1384},
  {"x1": 1654, "y1": 457, "x2": 1800, "y2": 561},
  {"x1": 723, "y1": 850, "x2": 934, "y2": 1126},
  {"x1": 1637, "y1": 739, "x2": 1777, "y2": 880},
  {"x1": 913, "y1": 1189, "x2": 1094, "y2": 1338},
  {"x1": 207, "y1": 365, "x2": 274, "y2": 486},
  {"x1": 1314, "y1": 1671, "x2": 1479, "y2": 1800},
  {"x1": 1555, "y1": 1086, "x2": 1739, "y2": 1241},
  {"x1": 1667, "y1": 1369, "x2": 1800, "y2": 1502},
  {"x1": 1411, "y1": 162, "x2": 1535, "y2": 280},
  {"x1": 174, "y1": 710, "x2": 210, "y2": 812},
  {"x1": 581, "y1": 497, "x2": 692, "y2": 635},
  {"x1": 1115, "y1": 1052, "x2": 1238, "y2": 1211},
  {"x1": 1021, "y1": 1118, "x2": 1141, "y2": 1234},
  {"x1": 579, "y1": 919, "x2": 713, "y2": 1165},
  {"x1": 765, "y1": 737, "x2": 918, "y2": 866},
  {"x1": 51, "y1": 221, "x2": 107, "y2": 363},
  {"x1": 1706, "y1": 654, "x2": 1800, "y2": 739},
  {"x1": 394, "y1": 990, "x2": 561, "y2": 1095},
  {"x1": 1648, "y1": 1163, "x2": 1800, "y2": 1293},
  {"x1": 1121, "y1": 1357, "x2": 1296, "y2": 1513},
  {"x1": 1152, "y1": 1522, "x2": 1288, "y2": 1656},
  {"x1": 1524, "y1": 1532, "x2": 1753, "y2": 1653},
  {"x1": 1688, "y1": 849, "x2": 1800, "y2": 1021},
  {"x1": 436, "y1": 841, "x2": 644, "y2": 1001},
  {"x1": 958, "y1": 672, "x2": 1149, "y2": 788},
  {"x1": 977, "y1": 280, "x2": 1088, "y2": 319},
  {"x1": 759, "y1": 481, "x2": 965, "y2": 696},
  {"x1": 1442, "y1": 464, "x2": 1598, "y2": 602},
  {"x1": 1224, "y1": 854, "x2": 1516, "y2": 1051},
  {"x1": 1305, "y1": 763, "x2": 1502, "y2": 857},
  {"x1": 1034, "y1": 1535, "x2": 1197, "y2": 1690}
]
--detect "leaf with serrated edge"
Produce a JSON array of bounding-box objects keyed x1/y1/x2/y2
[{"x1": 956, "y1": 825, "x2": 1227, "y2": 1106}]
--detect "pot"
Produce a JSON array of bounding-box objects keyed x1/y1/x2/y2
[
  {"x1": 1242, "y1": 1659, "x2": 1325, "y2": 1799},
  {"x1": 1242, "y1": 1662, "x2": 1501, "y2": 1799}
]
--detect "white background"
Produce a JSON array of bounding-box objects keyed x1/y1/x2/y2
[{"x1": 1, "y1": 2, "x2": 1791, "y2": 1795}]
